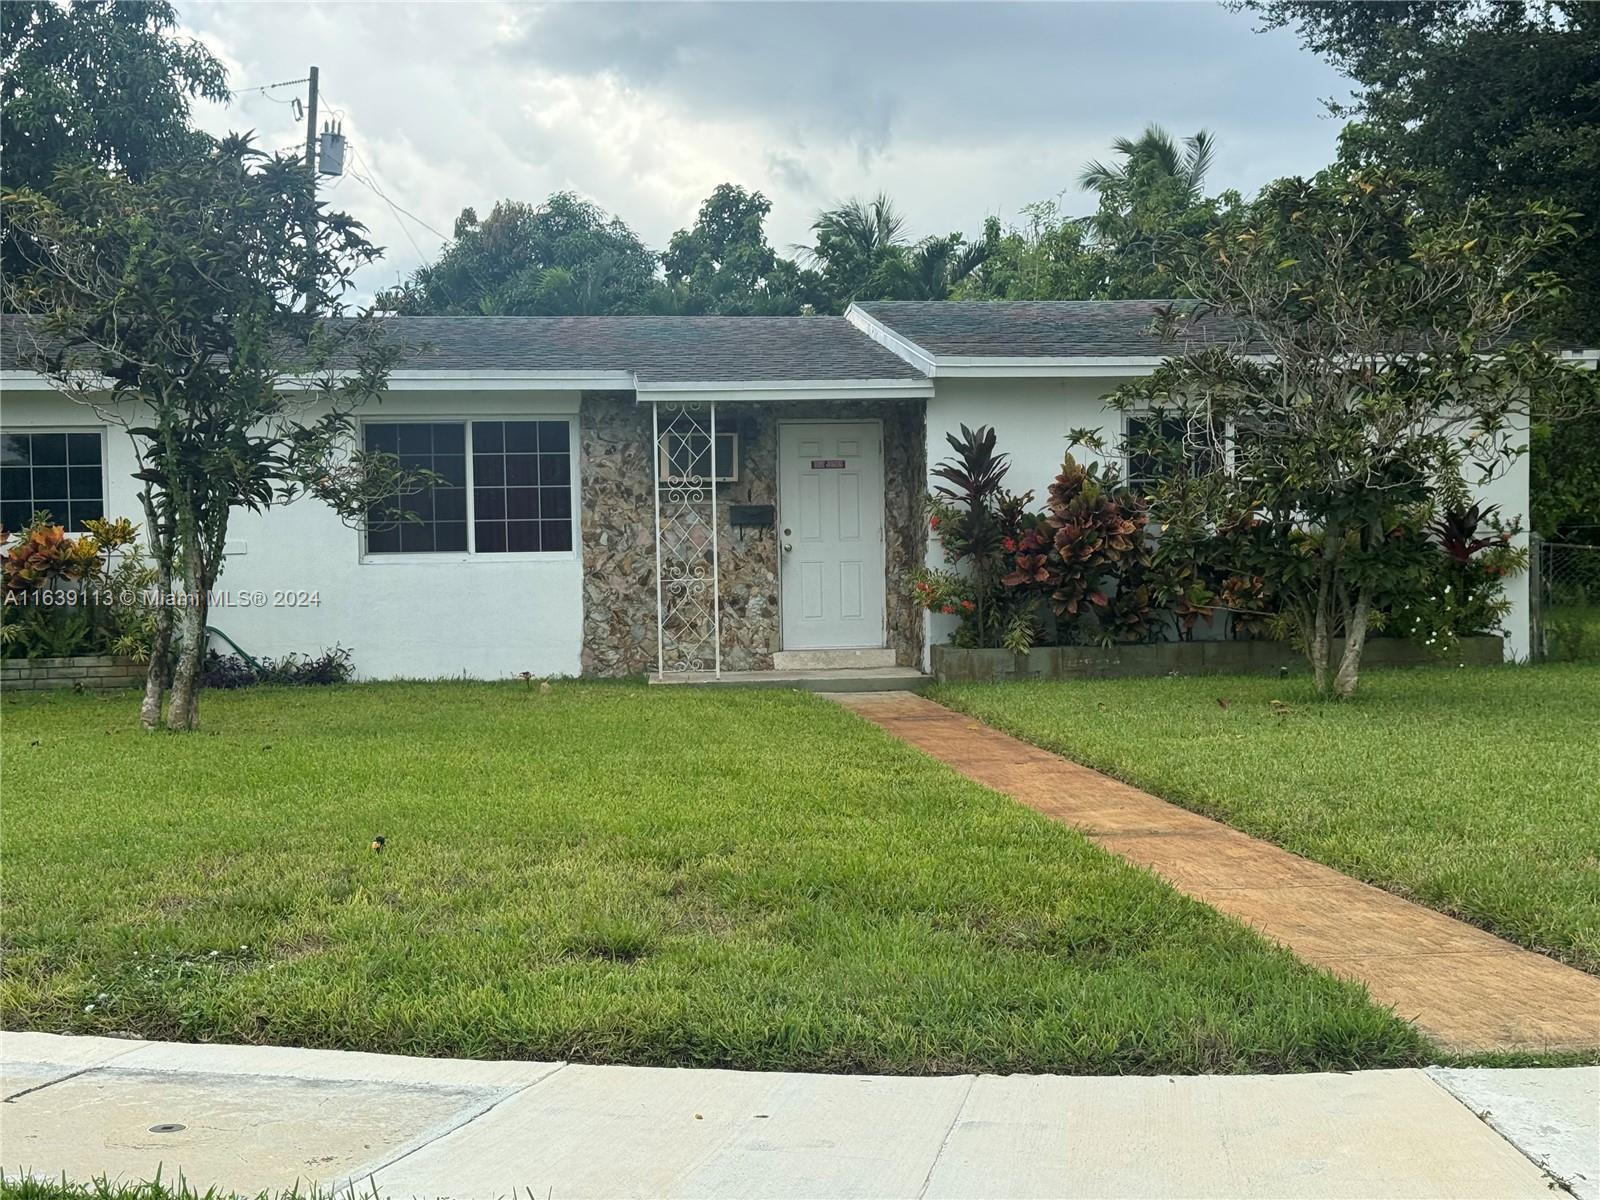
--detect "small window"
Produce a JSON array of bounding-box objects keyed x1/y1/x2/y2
[
  {"x1": 362, "y1": 419, "x2": 574, "y2": 556},
  {"x1": 658, "y1": 430, "x2": 738, "y2": 483},
  {"x1": 0, "y1": 430, "x2": 105, "y2": 533}
]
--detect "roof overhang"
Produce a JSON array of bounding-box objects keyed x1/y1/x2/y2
[
  {"x1": 376, "y1": 368, "x2": 636, "y2": 390},
  {"x1": 930, "y1": 356, "x2": 1169, "y2": 378},
  {"x1": 846, "y1": 304, "x2": 1600, "y2": 378},
  {"x1": 632, "y1": 377, "x2": 934, "y2": 406},
  {"x1": 2, "y1": 367, "x2": 934, "y2": 401},
  {"x1": 1, "y1": 367, "x2": 637, "y2": 393}
]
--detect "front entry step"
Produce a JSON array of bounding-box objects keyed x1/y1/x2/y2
[
  {"x1": 650, "y1": 666, "x2": 927, "y2": 693},
  {"x1": 772, "y1": 648, "x2": 896, "y2": 671}
]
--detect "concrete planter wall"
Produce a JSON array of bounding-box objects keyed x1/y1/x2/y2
[
  {"x1": 931, "y1": 636, "x2": 1505, "y2": 683},
  {"x1": 1, "y1": 655, "x2": 145, "y2": 692}
]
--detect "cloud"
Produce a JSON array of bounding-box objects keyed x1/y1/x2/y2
[{"x1": 181, "y1": 1, "x2": 1349, "y2": 297}]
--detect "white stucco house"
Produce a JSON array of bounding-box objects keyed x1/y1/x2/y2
[{"x1": 0, "y1": 302, "x2": 1538, "y2": 679}]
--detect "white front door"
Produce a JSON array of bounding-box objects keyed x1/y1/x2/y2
[{"x1": 778, "y1": 421, "x2": 886, "y2": 650}]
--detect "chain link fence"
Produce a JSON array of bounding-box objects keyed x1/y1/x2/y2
[{"x1": 1533, "y1": 533, "x2": 1600, "y2": 662}]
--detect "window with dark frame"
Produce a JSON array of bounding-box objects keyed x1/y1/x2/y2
[
  {"x1": 1124, "y1": 414, "x2": 1216, "y2": 494},
  {"x1": 363, "y1": 422, "x2": 467, "y2": 553},
  {"x1": 471, "y1": 420, "x2": 572, "y2": 554},
  {"x1": 0, "y1": 430, "x2": 105, "y2": 533},
  {"x1": 362, "y1": 419, "x2": 573, "y2": 555}
]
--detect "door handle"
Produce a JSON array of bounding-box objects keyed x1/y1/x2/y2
[{"x1": 782, "y1": 542, "x2": 793, "y2": 552}]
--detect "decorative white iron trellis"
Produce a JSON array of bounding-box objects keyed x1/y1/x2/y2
[{"x1": 652, "y1": 402, "x2": 721, "y2": 676}]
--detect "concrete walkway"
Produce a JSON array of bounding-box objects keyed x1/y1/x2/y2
[
  {"x1": 831, "y1": 691, "x2": 1600, "y2": 1056},
  {"x1": 2, "y1": 1033, "x2": 1596, "y2": 1199}
]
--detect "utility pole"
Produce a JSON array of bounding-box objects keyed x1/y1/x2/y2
[
  {"x1": 304, "y1": 66, "x2": 319, "y2": 178},
  {"x1": 302, "y1": 66, "x2": 319, "y2": 314}
]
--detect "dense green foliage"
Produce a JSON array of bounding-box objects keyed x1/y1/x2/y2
[
  {"x1": 1240, "y1": 0, "x2": 1599, "y2": 343},
  {"x1": 0, "y1": 516, "x2": 155, "y2": 661},
  {"x1": 1531, "y1": 407, "x2": 1600, "y2": 540},
  {"x1": 0, "y1": 682, "x2": 1430, "y2": 1074},
  {"x1": 1108, "y1": 168, "x2": 1593, "y2": 696},
  {"x1": 933, "y1": 664, "x2": 1600, "y2": 974},
  {"x1": 658, "y1": 183, "x2": 826, "y2": 314},
  {"x1": 386, "y1": 187, "x2": 1000, "y2": 316},
  {"x1": 960, "y1": 125, "x2": 1230, "y2": 303},
  {"x1": 4, "y1": 137, "x2": 413, "y2": 730},
  {"x1": 0, "y1": 0, "x2": 228, "y2": 273},
  {"x1": 379, "y1": 193, "x2": 660, "y2": 316}
]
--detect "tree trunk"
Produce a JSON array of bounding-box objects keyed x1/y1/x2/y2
[
  {"x1": 137, "y1": 494, "x2": 175, "y2": 731},
  {"x1": 140, "y1": 595, "x2": 173, "y2": 731},
  {"x1": 1333, "y1": 589, "x2": 1372, "y2": 700},
  {"x1": 1307, "y1": 531, "x2": 1340, "y2": 698},
  {"x1": 165, "y1": 547, "x2": 210, "y2": 732},
  {"x1": 1309, "y1": 602, "x2": 1331, "y2": 696}
]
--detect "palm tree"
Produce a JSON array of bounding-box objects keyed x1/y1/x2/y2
[
  {"x1": 808, "y1": 193, "x2": 907, "y2": 260},
  {"x1": 877, "y1": 229, "x2": 997, "y2": 301},
  {"x1": 1078, "y1": 124, "x2": 1216, "y2": 203},
  {"x1": 803, "y1": 194, "x2": 908, "y2": 305}
]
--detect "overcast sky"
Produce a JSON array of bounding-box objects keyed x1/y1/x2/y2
[{"x1": 184, "y1": 1, "x2": 1351, "y2": 298}]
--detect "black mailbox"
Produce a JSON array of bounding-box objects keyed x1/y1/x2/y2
[{"x1": 729, "y1": 504, "x2": 776, "y2": 528}]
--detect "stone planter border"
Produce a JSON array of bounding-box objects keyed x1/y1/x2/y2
[
  {"x1": 1, "y1": 654, "x2": 145, "y2": 692},
  {"x1": 931, "y1": 635, "x2": 1504, "y2": 683}
]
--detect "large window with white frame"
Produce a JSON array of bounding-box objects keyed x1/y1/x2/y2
[
  {"x1": 362, "y1": 418, "x2": 575, "y2": 556},
  {"x1": 0, "y1": 428, "x2": 106, "y2": 533}
]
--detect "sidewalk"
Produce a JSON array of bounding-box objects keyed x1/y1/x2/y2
[
  {"x1": 830, "y1": 691, "x2": 1600, "y2": 1056},
  {"x1": 2, "y1": 1032, "x2": 1595, "y2": 1199}
]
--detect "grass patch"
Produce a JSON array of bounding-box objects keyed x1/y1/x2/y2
[
  {"x1": 931, "y1": 663, "x2": 1600, "y2": 973},
  {"x1": 1545, "y1": 603, "x2": 1600, "y2": 662},
  {"x1": 0, "y1": 1174, "x2": 328, "y2": 1200},
  {"x1": 0, "y1": 681, "x2": 1430, "y2": 1075}
]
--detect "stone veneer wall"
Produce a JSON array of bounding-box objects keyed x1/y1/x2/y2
[{"x1": 580, "y1": 392, "x2": 926, "y2": 677}]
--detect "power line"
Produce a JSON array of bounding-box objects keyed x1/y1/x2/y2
[
  {"x1": 349, "y1": 148, "x2": 449, "y2": 242},
  {"x1": 234, "y1": 76, "x2": 310, "y2": 95},
  {"x1": 350, "y1": 168, "x2": 432, "y2": 266}
]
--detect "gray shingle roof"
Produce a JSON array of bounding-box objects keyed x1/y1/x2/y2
[
  {"x1": 1, "y1": 313, "x2": 928, "y2": 384},
  {"x1": 856, "y1": 300, "x2": 1242, "y2": 358}
]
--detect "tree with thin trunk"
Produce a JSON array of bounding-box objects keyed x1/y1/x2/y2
[
  {"x1": 1109, "y1": 168, "x2": 1598, "y2": 698},
  {"x1": 4, "y1": 135, "x2": 426, "y2": 730}
]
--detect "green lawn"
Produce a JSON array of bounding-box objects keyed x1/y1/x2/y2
[
  {"x1": 931, "y1": 663, "x2": 1600, "y2": 974},
  {"x1": 0, "y1": 681, "x2": 1430, "y2": 1075}
]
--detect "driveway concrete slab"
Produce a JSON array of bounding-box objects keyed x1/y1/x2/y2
[
  {"x1": 0, "y1": 1065, "x2": 494, "y2": 1194},
  {"x1": 371, "y1": 1064, "x2": 973, "y2": 1199},
  {"x1": 926, "y1": 1069, "x2": 1553, "y2": 1200},
  {"x1": 1427, "y1": 1066, "x2": 1600, "y2": 1200}
]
